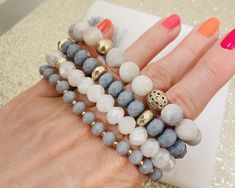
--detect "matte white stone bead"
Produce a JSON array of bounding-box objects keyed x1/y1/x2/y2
[
  {"x1": 83, "y1": 27, "x2": 102, "y2": 46},
  {"x1": 96, "y1": 94, "x2": 115, "y2": 113},
  {"x1": 162, "y1": 155, "x2": 175, "y2": 172},
  {"x1": 106, "y1": 107, "x2": 125, "y2": 125},
  {"x1": 59, "y1": 61, "x2": 76, "y2": 79},
  {"x1": 119, "y1": 61, "x2": 140, "y2": 83},
  {"x1": 87, "y1": 84, "x2": 105, "y2": 103},
  {"x1": 186, "y1": 128, "x2": 202, "y2": 146},
  {"x1": 46, "y1": 50, "x2": 64, "y2": 67},
  {"x1": 106, "y1": 48, "x2": 126, "y2": 68},
  {"x1": 68, "y1": 69, "x2": 85, "y2": 87},
  {"x1": 140, "y1": 138, "x2": 160, "y2": 158},
  {"x1": 129, "y1": 127, "x2": 148, "y2": 146},
  {"x1": 77, "y1": 77, "x2": 94, "y2": 94},
  {"x1": 68, "y1": 22, "x2": 89, "y2": 41},
  {"x1": 175, "y1": 119, "x2": 198, "y2": 141},
  {"x1": 151, "y1": 148, "x2": 170, "y2": 169},
  {"x1": 131, "y1": 75, "x2": 153, "y2": 96},
  {"x1": 161, "y1": 104, "x2": 184, "y2": 126},
  {"x1": 118, "y1": 116, "x2": 136, "y2": 135}
]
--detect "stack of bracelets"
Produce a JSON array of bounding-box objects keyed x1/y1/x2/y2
[{"x1": 39, "y1": 18, "x2": 202, "y2": 182}]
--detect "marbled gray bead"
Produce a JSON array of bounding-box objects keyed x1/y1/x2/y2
[
  {"x1": 72, "y1": 101, "x2": 86, "y2": 115},
  {"x1": 82, "y1": 57, "x2": 97, "y2": 75},
  {"x1": 103, "y1": 131, "x2": 116, "y2": 146},
  {"x1": 139, "y1": 159, "x2": 153, "y2": 175},
  {"x1": 116, "y1": 141, "x2": 130, "y2": 155},
  {"x1": 66, "y1": 44, "x2": 80, "y2": 59},
  {"x1": 98, "y1": 72, "x2": 115, "y2": 88},
  {"x1": 74, "y1": 50, "x2": 90, "y2": 66},
  {"x1": 39, "y1": 64, "x2": 50, "y2": 75},
  {"x1": 149, "y1": 167, "x2": 162, "y2": 181},
  {"x1": 63, "y1": 91, "x2": 76, "y2": 104},
  {"x1": 127, "y1": 100, "x2": 145, "y2": 118},
  {"x1": 91, "y1": 122, "x2": 104, "y2": 136},
  {"x1": 168, "y1": 139, "x2": 187, "y2": 159},
  {"x1": 43, "y1": 67, "x2": 54, "y2": 79},
  {"x1": 129, "y1": 150, "x2": 143, "y2": 165},
  {"x1": 146, "y1": 118, "x2": 164, "y2": 137},
  {"x1": 117, "y1": 90, "x2": 134, "y2": 107},
  {"x1": 56, "y1": 80, "x2": 70, "y2": 94},
  {"x1": 108, "y1": 81, "x2": 124, "y2": 97},
  {"x1": 48, "y1": 74, "x2": 61, "y2": 86},
  {"x1": 61, "y1": 40, "x2": 74, "y2": 54},
  {"x1": 82, "y1": 112, "x2": 95, "y2": 125},
  {"x1": 158, "y1": 128, "x2": 177, "y2": 148}
]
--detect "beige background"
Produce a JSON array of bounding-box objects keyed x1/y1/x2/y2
[{"x1": 0, "y1": 0, "x2": 235, "y2": 187}]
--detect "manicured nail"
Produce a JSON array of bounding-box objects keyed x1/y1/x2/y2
[
  {"x1": 162, "y1": 14, "x2": 180, "y2": 30},
  {"x1": 198, "y1": 17, "x2": 220, "y2": 37},
  {"x1": 97, "y1": 18, "x2": 114, "y2": 39},
  {"x1": 221, "y1": 29, "x2": 235, "y2": 50}
]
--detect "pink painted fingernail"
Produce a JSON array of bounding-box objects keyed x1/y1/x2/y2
[
  {"x1": 96, "y1": 18, "x2": 114, "y2": 40},
  {"x1": 162, "y1": 14, "x2": 181, "y2": 30},
  {"x1": 221, "y1": 29, "x2": 235, "y2": 50}
]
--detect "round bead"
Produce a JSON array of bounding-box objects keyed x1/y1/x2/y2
[
  {"x1": 158, "y1": 128, "x2": 177, "y2": 148},
  {"x1": 43, "y1": 68, "x2": 54, "y2": 79},
  {"x1": 127, "y1": 100, "x2": 145, "y2": 118},
  {"x1": 106, "y1": 48, "x2": 126, "y2": 68},
  {"x1": 66, "y1": 44, "x2": 80, "y2": 59},
  {"x1": 92, "y1": 122, "x2": 105, "y2": 136},
  {"x1": 96, "y1": 94, "x2": 115, "y2": 113},
  {"x1": 151, "y1": 148, "x2": 171, "y2": 169},
  {"x1": 149, "y1": 168, "x2": 162, "y2": 181},
  {"x1": 82, "y1": 112, "x2": 95, "y2": 125},
  {"x1": 117, "y1": 90, "x2": 134, "y2": 107},
  {"x1": 56, "y1": 80, "x2": 70, "y2": 94},
  {"x1": 108, "y1": 81, "x2": 124, "y2": 97},
  {"x1": 118, "y1": 116, "x2": 136, "y2": 135},
  {"x1": 139, "y1": 159, "x2": 153, "y2": 175},
  {"x1": 72, "y1": 102, "x2": 86, "y2": 115},
  {"x1": 129, "y1": 127, "x2": 148, "y2": 146},
  {"x1": 106, "y1": 107, "x2": 125, "y2": 125},
  {"x1": 58, "y1": 38, "x2": 74, "y2": 54},
  {"x1": 137, "y1": 110, "x2": 154, "y2": 127},
  {"x1": 82, "y1": 57, "x2": 97, "y2": 75},
  {"x1": 168, "y1": 139, "x2": 187, "y2": 159},
  {"x1": 95, "y1": 38, "x2": 113, "y2": 55},
  {"x1": 131, "y1": 75, "x2": 153, "y2": 96},
  {"x1": 103, "y1": 131, "x2": 116, "y2": 146},
  {"x1": 39, "y1": 64, "x2": 50, "y2": 75},
  {"x1": 91, "y1": 66, "x2": 107, "y2": 80},
  {"x1": 46, "y1": 50, "x2": 65, "y2": 67},
  {"x1": 68, "y1": 22, "x2": 89, "y2": 41},
  {"x1": 77, "y1": 77, "x2": 94, "y2": 94},
  {"x1": 140, "y1": 138, "x2": 160, "y2": 158},
  {"x1": 74, "y1": 50, "x2": 90, "y2": 66},
  {"x1": 146, "y1": 118, "x2": 164, "y2": 137},
  {"x1": 186, "y1": 128, "x2": 202, "y2": 146},
  {"x1": 128, "y1": 150, "x2": 143, "y2": 165},
  {"x1": 147, "y1": 89, "x2": 168, "y2": 112},
  {"x1": 116, "y1": 141, "x2": 130, "y2": 155},
  {"x1": 48, "y1": 74, "x2": 61, "y2": 86},
  {"x1": 83, "y1": 27, "x2": 102, "y2": 46},
  {"x1": 98, "y1": 72, "x2": 115, "y2": 88},
  {"x1": 161, "y1": 104, "x2": 184, "y2": 126},
  {"x1": 175, "y1": 119, "x2": 198, "y2": 141},
  {"x1": 59, "y1": 61, "x2": 76, "y2": 79},
  {"x1": 119, "y1": 61, "x2": 140, "y2": 83},
  {"x1": 63, "y1": 91, "x2": 76, "y2": 104},
  {"x1": 68, "y1": 69, "x2": 85, "y2": 87},
  {"x1": 87, "y1": 84, "x2": 105, "y2": 103}
]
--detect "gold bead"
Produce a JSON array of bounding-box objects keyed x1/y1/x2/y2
[
  {"x1": 137, "y1": 110, "x2": 154, "y2": 127},
  {"x1": 127, "y1": 149, "x2": 133, "y2": 155},
  {"x1": 101, "y1": 131, "x2": 106, "y2": 136},
  {"x1": 138, "y1": 160, "x2": 144, "y2": 166},
  {"x1": 57, "y1": 38, "x2": 73, "y2": 51},
  {"x1": 55, "y1": 57, "x2": 67, "y2": 69},
  {"x1": 95, "y1": 38, "x2": 113, "y2": 55},
  {"x1": 72, "y1": 100, "x2": 76, "y2": 105},
  {"x1": 81, "y1": 111, "x2": 86, "y2": 116},
  {"x1": 146, "y1": 89, "x2": 168, "y2": 112},
  {"x1": 91, "y1": 66, "x2": 107, "y2": 80},
  {"x1": 112, "y1": 141, "x2": 118, "y2": 147},
  {"x1": 91, "y1": 121, "x2": 96, "y2": 126}
]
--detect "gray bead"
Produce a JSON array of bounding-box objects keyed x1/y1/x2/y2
[
  {"x1": 128, "y1": 150, "x2": 143, "y2": 165},
  {"x1": 66, "y1": 44, "x2": 80, "y2": 59},
  {"x1": 82, "y1": 57, "x2": 97, "y2": 75},
  {"x1": 98, "y1": 72, "x2": 115, "y2": 88},
  {"x1": 63, "y1": 91, "x2": 76, "y2": 104},
  {"x1": 108, "y1": 81, "x2": 124, "y2": 97},
  {"x1": 158, "y1": 128, "x2": 177, "y2": 148},
  {"x1": 147, "y1": 118, "x2": 164, "y2": 137},
  {"x1": 74, "y1": 50, "x2": 90, "y2": 66},
  {"x1": 61, "y1": 40, "x2": 74, "y2": 54},
  {"x1": 103, "y1": 131, "x2": 116, "y2": 146},
  {"x1": 176, "y1": 146, "x2": 187, "y2": 158},
  {"x1": 161, "y1": 104, "x2": 184, "y2": 126},
  {"x1": 127, "y1": 100, "x2": 145, "y2": 118},
  {"x1": 72, "y1": 102, "x2": 86, "y2": 115},
  {"x1": 116, "y1": 141, "x2": 130, "y2": 155},
  {"x1": 117, "y1": 90, "x2": 134, "y2": 107},
  {"x1": 56, "y1": 81, "x2": 70, "y2": 94},
  {"x1": 168, "y1": 139, "x2": 187, "y2": 159},
  {"x1": 92, "y1": 122, "x2": 104, "y2": 136},
  {"x1": 48, "y1": 74, "x2": 61, "y2": 86},
  {"x1": 82, "y1": 112, "x2": 95, "y2": 125},
  {"x1": 43, "y1": 67, "x2": 54, "y2": 79},
  {"x1": 139, "y1": 159, "x2": 153, "y2": 175},
  {"x1": 39, "y1": 64, "x2": 50, "y2": 75},
  {"x1": 149, "y1": 168, "x2": 162, "y2": 181}
]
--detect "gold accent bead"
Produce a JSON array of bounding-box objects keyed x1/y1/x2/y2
[
  {"x1": 91, "y1": 66, "x2": 107, "y2": 80},
  {"x1": 112, "y1": 141, "x2": 118, "y2": 147},
  {"x1": 81, "y1": 111, "x2": 86, "y2": 116},
  {"x1": 127, "y1": 149, "x2": 133, "y2": 155},
  {"x1": 137, "y1": 110, "x2": 154, "y2": 127},
  {"x1": 58, "y1": 38, "x2": 73, "y2": 51},
  {"x1": 72, "y1": 101, "x2": 76, "y2": 105},
  {"x1": 95, "y1": 38, "x2": 113, "y2": 56},
  {"x1": 63, "y1": 90, "x2": 68, "y2": 94},
  {"x1": 55, "y1": 57, "x2": 67, "y2": 69},
  {"x1": 91, "y1": 121, "x2": 96, "y2": 126},
  {"x1": 138, "y1": 160, "x2": 144, "y2": 166},
  {"x1": 101, "y1": 131, "x2": 106, "y2": 136},
  {"x1": 146, "y1": 89, "x2": 168, "y2": 112}
]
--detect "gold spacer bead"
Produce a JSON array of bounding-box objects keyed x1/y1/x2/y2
[
  {"x1": 91, "y1": 66, "x2": 107, "y2": 80},
  {"x1": 138, "y1": 160, "x2": 144, "y2": 166},
  {"x1": 57, "y1": 38, "x2": 73, "y2": 51},
  {"x1": 101, "y1": 131, "x2": 106, "y2": 136},
  {"x1": 112, "y1": 141, "x2": 118, "y2": 147},
  {"x1": 91, "y1": 121, "x2": 96, "y2": 126},
  {"x1": 127, "y1": 149, "x2": 133, "y2": 155},
  {"x1": 63, "y1": 90, "x2": 68, "y2": 94},
  {"x1": 95, "y1": 38, "x2": 113, "y2": 56},
  {"x1": 55, "y1": 57, "x2": 67, "y2": 69},
  {"x1": 146, "y1": 89, "x2": 168, "y2": 112},
  {"x1": 81, "y1": 111, "x2": 86, "y2": 116},
  {"x1": 137, "y1": 110, "x2": 154, "y2": 127},
  {"x1": 72, "y1": 101, "x2": 76, "y2": 105}
]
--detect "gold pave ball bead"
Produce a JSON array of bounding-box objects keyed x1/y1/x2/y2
[
  {"x1": 95, "y1": 38, "x2": 113, "y2": 56},
  {"x1": 147, "y1": 90, "x2": 168, "y2": 112}
]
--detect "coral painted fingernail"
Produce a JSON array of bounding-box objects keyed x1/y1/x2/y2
[
  {"x1": 162, "y1": 14, "x2": 180, "y2": 30},
  {"x1": 221, "y1": 29, "x2": 235, "y2": 50},
  {"x1": 198, "y1": 17, "x2": 220, "y2": 37},
  {"x1": 97, "y1": 18, "x2": 114, "y2": 39}
]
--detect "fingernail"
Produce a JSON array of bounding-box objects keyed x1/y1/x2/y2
[
  {"x1": 97, "y1": 18, "x2": 113, "y2": 33},
  {"x1": 162, "y1": 14, "x2": 180, "y2": 30},
  {"x1": 198, "y1": 17, "x2": 220, "y2": 37},
  {"x1": 221, "y1": 29, "x2": 235, "y2": 50}
]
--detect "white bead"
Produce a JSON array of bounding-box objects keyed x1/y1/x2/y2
[
  {"x1": 83, "y1": 27, "x2": 102, "y2": 46},
  {"x1": 96, "y1": 94, "x2": 115, "y2": 113},
  {"x1": 175, "y1": 119, "x2": 198, "y2": 141},
  {"x1": 118, "y1": 116, "x2": 136, "y2": 135},
  {"x1": 161, "y1": 104, "x2": 184, "y2": 126},
  {"x1": 87, "y1": 84, "x2": 105, "y2": 103},
  {"x1": 77, "y1": 77, "x2": 94, "y2": 94},
  {"x1": 106, "y1": 48, "x2": 126, "y2": 68},
  {"x1": 106, "y1": 107, "x2": 125, "y2": 125},
  {"x1": 162, "y1": 155, "x2": 175, "y2": 172},
  {"x1": 68, "y1": 22, "x2": 89, "y2": 41},
  {"x1": 131, "y1": 75, "x2": 153, "y2": 96},
  {"x1": 186, "y1": 128, "x2": 202, "y2": 146},
  {"x1": 46, "y1": 50, "x2": 64, "y2": 67},
  {"x1": 119, "y1": 61, "x2": 140, "y2": 83},
  {"x1": 140, "y1": 138, "x2": 160, "y2": 157},
  {"x1": 59, "y1": 61, "x2": 76, "y2": 79},
  {"x1": 68, "y1": 69, "x2": 85, "y2": 87},
  {"x1": 151, "y1": 148, "x2": 170, "y2": 169},
  {"x1": 129, "y1": 127, "x2": 148, "y2": 146}
]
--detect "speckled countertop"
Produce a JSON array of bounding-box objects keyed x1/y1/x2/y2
[{"x1": 0, "y1": 0, "x2": 235, "y2": 187}]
